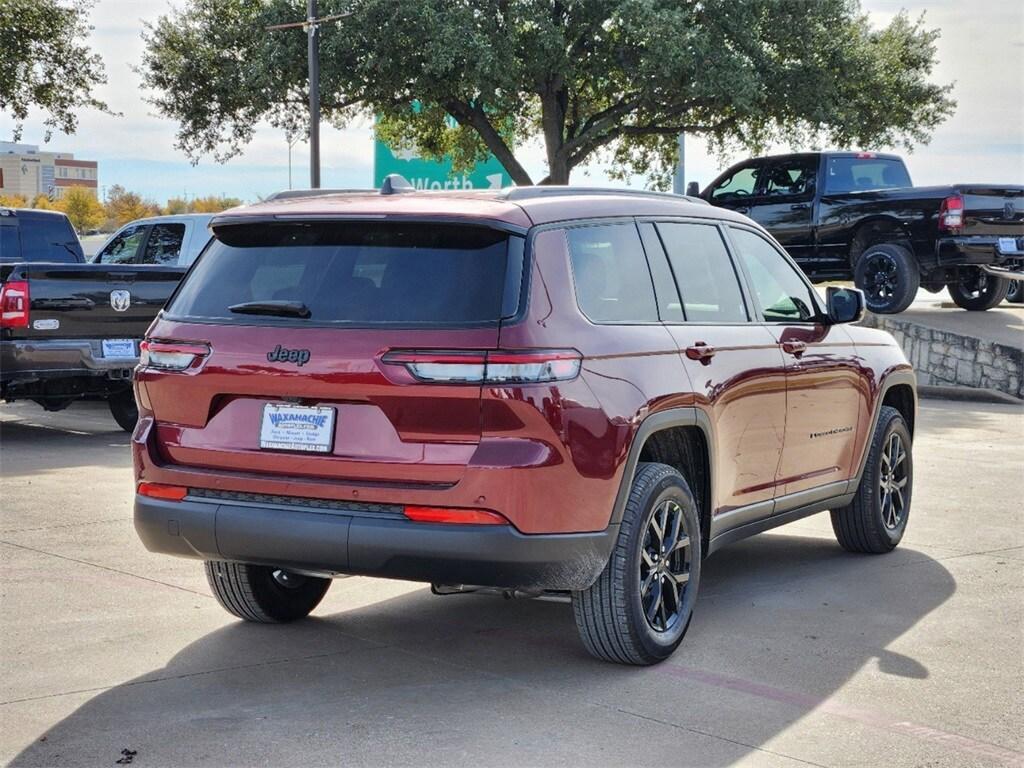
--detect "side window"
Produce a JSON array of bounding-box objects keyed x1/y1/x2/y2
[
  {"x1": 730, "y1": 228, "x2": 819, "y2": 322},
  {"x1": 762, "y1": 158, "x2": 817, "y2": 199},
  {"x1": 709, "y1": 164, "x2": 762, "y2": 201},
  {"x1": 97, "y1": 224, "x2": 148, "y2": 264},
  {"x1": 141, "y1": 223, "x2": 186, "y2": 265},
  {"x1": 656, "y1": 223, "x2": 748, "y2": 323},
  {"x1": 566, "y1": 223, "x2": 658, "y2": 323}
]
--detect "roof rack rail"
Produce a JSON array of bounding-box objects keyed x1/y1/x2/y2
[
  {"x1": 264, "y1": 188, "x2": 374, "y2": 202},
  {"x1": 499, "y1": 186, "x2": 708, "y2": 206}
]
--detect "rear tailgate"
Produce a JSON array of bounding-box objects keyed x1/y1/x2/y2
[
  {"x1": 958, "y1": 185, "x2": 1024, "y2": 238},
  {"x1": 138, "y1": 220, "x2": 523, "y2": 487},
  {"x1": 3, "y1": 263, "x2": 184, "y2": 341}
]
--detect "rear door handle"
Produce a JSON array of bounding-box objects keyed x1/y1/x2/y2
[
  {"x1": 790, "y1": 203, "x2": 810, "y2": 211},
  {"x1": 735, "y1": 207, "x2": 750, "y2": 215},
  {"x1": 685, "y1": 342, "x2": 716, "y2": 364},
  {"x1": 782, "y1": 340, "x2": 807, "y2": 357}
]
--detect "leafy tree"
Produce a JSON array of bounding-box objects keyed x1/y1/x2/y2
[
  {"x1": 190, "y1": 195, "x2": 243, "y2": 213},
  {"x1": 56, "y1": 187, "x2": 104, "y2": 232},
  {"x1": 140, "y1": 0, "x2": 954, "y2": 187},
  {"x1": 30, "y1": 194, "x2": 54, "y2": 210},
  {"x1": 0, "y1": 194, "x2": 28, "y2": 208},
  {"x1": 104, "y1": 185, "x2": 158, "y2": 227},
  {"x1": 0, "y1": 0, "x2": 111, "y2": 141},
  {"x1": 163, "y1": 197, "x2": 190, "y2": 215}
]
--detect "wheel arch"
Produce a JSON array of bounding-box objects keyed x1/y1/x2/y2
[
  {"x1": 849, "y1": 217, "x2": 914, "y2": 269},
  {"x1": 852, "y1": 369, "x2": 918, "y2": 488},
  {"x1": 611, "y1": 408, "x2": 715, "y2": 557}
]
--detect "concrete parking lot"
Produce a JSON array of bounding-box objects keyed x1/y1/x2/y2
[{"x1": 1, "y1": 399, "x2": 1022, "y2": 768}]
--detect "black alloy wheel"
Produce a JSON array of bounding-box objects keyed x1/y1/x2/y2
[{"x1": 639, "y1": 498, "x2": 692, "y2": 633}]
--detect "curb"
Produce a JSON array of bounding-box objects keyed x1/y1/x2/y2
[{"x1": 919, "y1": 384, "x2": 1024, "y2": 406}]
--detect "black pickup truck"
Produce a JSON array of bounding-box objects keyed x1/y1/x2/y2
[
  {"x1": 695, "y1": 152, "x2": 1024, "y2": 313},
  {"x1": 1, "y1": 208, "x2": 184, "y2": 430}
]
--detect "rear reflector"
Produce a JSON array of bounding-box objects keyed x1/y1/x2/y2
[
  {"x1": 403, "y1": 506, "x2": 508, "y2": 525},
  {"x1": 0, "y1": 280, "x2": 30, "y2": 328},
  {"x1": 137, "y1": 482, "x2": 188, "y2": 501},
  {"x1": 140, "y1": 339, "x2": 211, "y2": 371},
  {"x1": 382, "y1": 349, "x2": 581, "y2": 384}
]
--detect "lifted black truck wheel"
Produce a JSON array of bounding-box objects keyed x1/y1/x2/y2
[
  {"x1": 205, "y1": 561, "x2": 331, "y2": 622},
  {"x1": 572, "y1": 462, "x2": 701, "y2": 665},
  {"x1": 948, "y1": 267, "x2": 1011, "y2": 311},
  {"x1": 1003, "y1": 279, "x2": 1023, "y2": 304},
  {"x1": 854, "y1": 243, "x2": 920, "y2": 315}
]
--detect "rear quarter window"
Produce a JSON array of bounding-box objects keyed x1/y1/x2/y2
[
  {"x1": 566, "y1": 223, "x2": 659, "y2": 323},
  {"x1": 167, "y1": 222, "x2": 516, "y2": 326}
]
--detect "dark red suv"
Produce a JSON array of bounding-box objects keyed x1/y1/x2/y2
[{"x1": 133, "y1": 182, "x2": 916, "y2": 665}]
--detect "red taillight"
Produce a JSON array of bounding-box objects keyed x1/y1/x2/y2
[
  {"x1": 139, "y1": 339, "x2": 211, "y2": 372},
  {"x1": 0, "y1": 280, "x2": 30, "y2": 328},
  {"x1": 938, "y1": 194, "x2": 964, "y2": 234},
  {"x1": 381, "y1": 349, "x2": 581, "y2": 384},
  {"x1": 137, "y1": 482, "x2": 188, "y2": 501},
  {"x1": 403, "y1": 506, "x2": 508, "y2": 525}
]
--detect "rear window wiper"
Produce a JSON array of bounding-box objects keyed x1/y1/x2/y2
[{"x1": 228, "y1": 300, "x2": 311, "y2": 319}]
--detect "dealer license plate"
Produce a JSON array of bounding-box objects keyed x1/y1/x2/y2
[
  {"x1": 259, "y1": 403, "x2": 336, "y2": 453},
  {"x1": 998, "y1": 237, "x2": 1022, "y2": 255},
  {"x1": 101, "y1": 339, "x2": 137, "y2": 358}
]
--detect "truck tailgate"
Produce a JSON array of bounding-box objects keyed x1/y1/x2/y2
[
  {"x1": 959, "y1": 185, "x2": 1024, "y2": 238},
  {"x1": 1, "y1": 263, "x2": 185, "y2": 341}
]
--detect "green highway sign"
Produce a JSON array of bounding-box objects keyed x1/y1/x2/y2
[{"x1": 373, "y1": 138, "x2": 511, "y2": 191}]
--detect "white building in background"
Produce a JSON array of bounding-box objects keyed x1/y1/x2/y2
[{"x1": 0, "y1": 142, "x2": 98, "y2": 201}]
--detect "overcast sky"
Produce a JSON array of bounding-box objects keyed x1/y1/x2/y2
[{"x1": 2, "y1": 0, "x2": 1021, "y2": 202}]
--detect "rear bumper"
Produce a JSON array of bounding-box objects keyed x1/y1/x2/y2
[
  {"x1": 936, "y1": 235, "x2": 1024, "y2": 271},
  {"x1": 0, "y1": 339, "x2": 138, "y2": 384},
  {"x1": 134, "y1": 494, "x2": 616, "y2": 591}
]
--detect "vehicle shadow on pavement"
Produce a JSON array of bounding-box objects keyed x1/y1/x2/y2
[
  {"x1": 0, "y1": 412, "x2": 130, "y2": 477},
  {"x1": 10, "y1": 534, "x2": 957, "y2": 767}
]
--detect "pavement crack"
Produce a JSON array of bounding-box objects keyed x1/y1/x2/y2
[{"x1": 0, "y1": 540, "x2": 211, "y2": 598}]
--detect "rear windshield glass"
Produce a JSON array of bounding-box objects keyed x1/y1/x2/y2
[
  {"x1": 2, "y1": 213, "x2": 81, "y2": 263},
  {"x1": 166, "y1": 222, "x2": 514, "y2": 325},
  {"x1": 824, "y1": 158, "x2": 911, "y2": 194}
]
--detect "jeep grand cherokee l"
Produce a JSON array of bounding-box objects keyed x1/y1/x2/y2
[{"x1": 133, "y1": 180, "x2": 916, "y2": 665}]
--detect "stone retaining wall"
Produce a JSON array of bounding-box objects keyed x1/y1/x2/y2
[{"x1": 859, "y1": 314, "x2": 1023, "y2": 399}]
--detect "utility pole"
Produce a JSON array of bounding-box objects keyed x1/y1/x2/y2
[
  {"x1": 671, "y1": 132, "x2": 686, "y2": 195},
  {"x1": 267, "y1": 5, "x2": 351, "y2": 190},
  {"x1": 307, "y1": 0, "x2": 320, "y2": 188}
]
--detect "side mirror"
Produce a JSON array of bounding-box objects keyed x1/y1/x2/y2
[
  {"x1": 686, "y1": 181, "x2": 701, "y2": 197},
  {"x1": 826, "y1": 286, "x2": 865, "y2": 324}
]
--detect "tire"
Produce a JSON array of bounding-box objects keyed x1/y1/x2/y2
[
  {"x1": 830, "y1": 406, "x2": 912, "y2": 554},
  {"x1": 854, "y1": 243, "x2": 920, "y2": 314},
  {"x1": 1006, "y1": 281, "x2": 1024, "y2": 304},
  {"x1": 108, "y1": 388, "x2": 139, "y2": 432},
  {"x1": 947, "y1": 267, "x2": 1010, "y2": 311},
  {"x1": 204, "y1": 560, "x2": 331, "y2": 622},
  {"x1": 572, "y1": 462, "x2": 702, "y2": 665}
]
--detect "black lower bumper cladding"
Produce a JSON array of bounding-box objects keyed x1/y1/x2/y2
[{"x1": 134, "y1": 495, "x2": 616, "y2": 591}]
